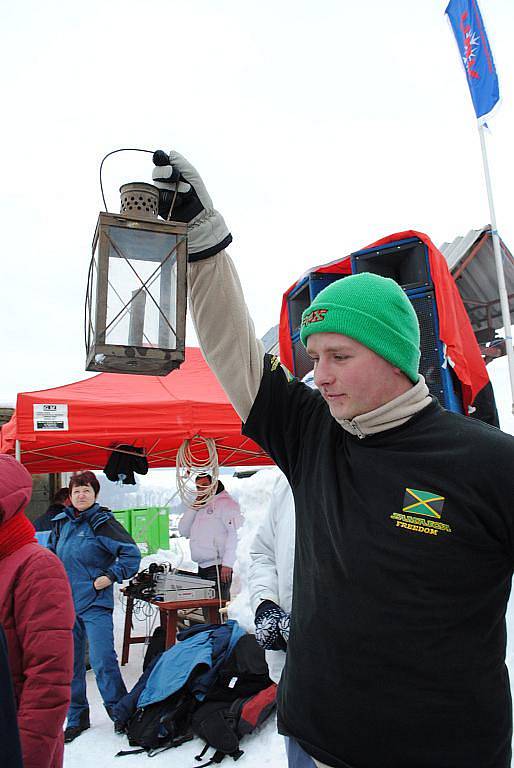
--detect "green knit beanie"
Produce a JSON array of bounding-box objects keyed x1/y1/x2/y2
[{"x1": 300, "y1": 273, "x2": 420, "y2": 382}]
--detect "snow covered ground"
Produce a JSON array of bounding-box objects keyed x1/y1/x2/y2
[{"x1": 64, "y1": 358, "x2": 514, "y2": 767}]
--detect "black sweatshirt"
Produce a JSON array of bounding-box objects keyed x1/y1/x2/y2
[{"x1": 242, "y1": 354, "x2": 514, "y2": 768}]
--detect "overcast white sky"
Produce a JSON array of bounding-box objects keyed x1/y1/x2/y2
[{"x1": 1, "y1": 0, "x2": 513, "y2": 405}]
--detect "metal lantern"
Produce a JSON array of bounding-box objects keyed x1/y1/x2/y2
[{"x1": 86, "y1": 182, "x2": 187, "y2": 376}]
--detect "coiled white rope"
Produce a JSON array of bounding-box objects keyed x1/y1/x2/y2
[{"x1": 176, "y1": 435, "x2": 219, "y2": 507}]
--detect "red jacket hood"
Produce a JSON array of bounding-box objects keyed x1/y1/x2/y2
[{"x1": 0, "y1": 455, "x2": 32, "y2": 524}]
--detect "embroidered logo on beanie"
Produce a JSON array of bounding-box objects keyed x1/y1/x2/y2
[{"x1": 302, "y1": 308, "x2": 328, "y2": 327}]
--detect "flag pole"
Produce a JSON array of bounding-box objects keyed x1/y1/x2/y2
[{"x1": 478, "y1": 122, "x2": 514, "y2": 413}]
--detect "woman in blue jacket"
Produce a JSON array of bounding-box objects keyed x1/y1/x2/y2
[{"x1": 49, "y1": 471, "x2": 141, "y2": 743}]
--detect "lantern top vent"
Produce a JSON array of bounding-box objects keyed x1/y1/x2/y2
[{"x1": 119, "y1": 182, "x2": 159, "y2": 219}]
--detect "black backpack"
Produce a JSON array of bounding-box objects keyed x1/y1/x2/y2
[
  {"x1": 192, "y1": 684, "x2": 277, "y2": 766},
  {"x1": 116, "y1": 688, "x2": 196, "y2": 757},
  {"x1": 203, "y1": 634, "x2": 273, "y2": 702}
]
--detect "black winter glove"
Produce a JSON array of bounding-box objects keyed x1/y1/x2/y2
[
  {"x1": 151, "y1": 149, "x2": 232, "y2": 262},
  {"x1": 254, "y1": 600, "x2": 289, "y2": 651}
]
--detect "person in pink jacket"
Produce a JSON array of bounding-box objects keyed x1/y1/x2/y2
[
  {"x1": 178, "y1": 475, "x2": 242, "y2": 600},
  {"x1": 0, "y1": 455, "x2": 75, "y2": 768}
]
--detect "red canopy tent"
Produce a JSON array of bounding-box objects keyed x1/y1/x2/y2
[{"x1": 0, "y1": 347, "x2": 272, "y2": 474}]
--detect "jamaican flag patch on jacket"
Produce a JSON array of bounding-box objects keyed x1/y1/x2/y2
[
  {"x1": 390, "y1": 488, "x2": 451, "y2": 537},
  {"x1": 402, "y1": 488, "x2": 445, "y2": 518}
]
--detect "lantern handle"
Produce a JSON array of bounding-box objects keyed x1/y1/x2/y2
[{"x1": 99, "y1": 148, "x2": 155, "y2": 212}]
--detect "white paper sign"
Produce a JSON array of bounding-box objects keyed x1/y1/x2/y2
[{"x1": 33, "y1": 404, "x2": 69, "y2": 431}]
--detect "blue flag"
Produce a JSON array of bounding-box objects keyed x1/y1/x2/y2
[{"x1": 446, "y1": 0, "x2": 499, "y2": 122}]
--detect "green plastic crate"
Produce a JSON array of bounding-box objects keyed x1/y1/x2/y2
[
  {"x1": 113, "y1": 510, "x2": 132, "y2": 535},
  {"x1": 130, "y1": 507, "x2": 170, "y2": 555}
]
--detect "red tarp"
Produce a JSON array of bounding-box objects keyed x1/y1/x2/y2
[
  {"x1": 279, "y1": 230, "x2": 490, "y2": 413},
  {"x1": 0, "y1": 347, "x2": 272, "y2": 474}
]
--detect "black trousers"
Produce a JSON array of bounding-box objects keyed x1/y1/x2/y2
[{"x1": 198, "y1": 565, "x2": 232, "y2": 601}]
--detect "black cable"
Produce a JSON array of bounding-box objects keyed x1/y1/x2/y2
[{"x1": 99, "y1": 147, "x2": 155, "y2": 213}]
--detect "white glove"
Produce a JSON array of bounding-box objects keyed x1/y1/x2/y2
[{"x1": 152, "y1": 149, "x2": 232, "y2": 261}]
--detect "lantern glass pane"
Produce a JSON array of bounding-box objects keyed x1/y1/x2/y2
[{"x1": 103, "y1": 225, "x2": 178, "y2": 351}]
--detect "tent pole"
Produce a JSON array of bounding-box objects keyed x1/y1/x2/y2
[
  {"x1": 478, "y1": 123, "x2": 514, "y2": 413},
  {"x1": 15, "y1": 440, "x2": 21, "y2": 463}
]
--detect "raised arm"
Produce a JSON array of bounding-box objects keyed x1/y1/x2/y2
[
  {"x1": 189, "y1": 252, "x2": 264, "y2": 421},
  {"x1": 152, "y1": 150, "x2": 321, "y2": 486},
  {"x1": 152, "y1": 150, "x2": 263, "y2": 421}
]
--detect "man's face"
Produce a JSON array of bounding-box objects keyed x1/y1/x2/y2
[{"x1": 307, "y1": 332, "x2": 412, "y2": 421}]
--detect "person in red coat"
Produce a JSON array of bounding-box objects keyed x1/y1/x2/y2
[{"x1": 0, "y1": 455, "x2": 75, "y2": 768}]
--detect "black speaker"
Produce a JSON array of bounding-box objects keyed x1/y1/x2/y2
[
  {"x1": 292, "y1": 332, "x2": 314, "y2": 380},
  {"x1": 408, "y1": 291, "x2": 461, "y2": 409},
  {"x1": 288, "y1": 279, "x2": 311, "y2": 335},
  {"x1": 352, "y1": 238, "x2": 431, "y2": 292}
]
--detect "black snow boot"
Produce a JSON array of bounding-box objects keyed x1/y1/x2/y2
[{"x1": 64, "y1": 710, "x2": 90, "y2": 743}]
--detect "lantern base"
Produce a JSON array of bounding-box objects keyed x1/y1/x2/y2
[{"x1": 86, "y1": 344, "x2": 185, "y2": 376}]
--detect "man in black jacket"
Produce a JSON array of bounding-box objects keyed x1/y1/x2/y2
[{"x1": 151, "y1": 149, "x2": 514, "y2": 768}]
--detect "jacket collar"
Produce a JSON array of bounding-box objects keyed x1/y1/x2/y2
[
  {"x1": 63, "y1": 502, "x2": 101, "y2": 523},
  {"x1": 335, "y1": 375, "x2": 432, "y2": 438}
]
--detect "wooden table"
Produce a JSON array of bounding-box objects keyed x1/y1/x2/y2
[{"x1": 121, "y1": 593, "x2": 227, "y2": 665}]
